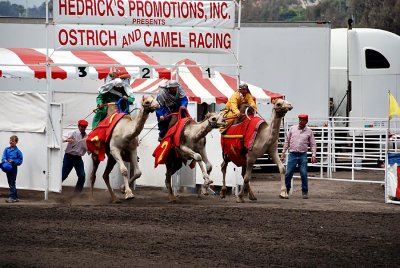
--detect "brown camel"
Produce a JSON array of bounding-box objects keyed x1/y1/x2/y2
[
  {"x1": 163, "y1": 111, "x2": 226, "y2": 203},
  {"x1": 220, "y1": 98, "x2": 293, "y2": 202},
  {"x1": 89, "y1": 95, "x2": 160, "y2": 203}
]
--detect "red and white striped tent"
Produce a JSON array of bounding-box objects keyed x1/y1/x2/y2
[
  {"x1": 0, "y1": 48, "x2": 170, "y2": 80},
  {"x1": 131, "y1": 58, "x2": 284, "y2": 105},
  {"x1": 0, "y1": 49, "x2": 283, "y2": 104}
]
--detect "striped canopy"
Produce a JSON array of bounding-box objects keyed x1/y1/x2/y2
[
  {"x1": 0, "y1": 49, "x2": 283, "y2": 104},
  {"x1": 131, "y1": 58, "x2": 284, "y2": 104},
  {"x1": 0, "y1": 48, "x2": 169, "y2": 80}
]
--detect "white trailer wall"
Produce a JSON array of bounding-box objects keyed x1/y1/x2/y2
[{"x1": 239, "y1": 23, "x2": 331, "y2": 120}]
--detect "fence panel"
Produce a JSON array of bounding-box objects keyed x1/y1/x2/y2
[{"x1": 253, "y1": 117, "x2": 396, "y2": 183}]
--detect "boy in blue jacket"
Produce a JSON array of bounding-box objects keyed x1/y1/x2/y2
[{"x1": 2, "y1": 135, "x2": 23, "y2": 203}]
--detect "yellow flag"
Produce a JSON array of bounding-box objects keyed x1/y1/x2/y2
[{"x1": 389, "y1": 93, "x2": 400, "y2": 120}]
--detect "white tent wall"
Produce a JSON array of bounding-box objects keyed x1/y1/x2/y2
[
  {"x1": 0, "y1": 92, "x2": 47, "y2": 191},
  {"x1": 0, "y1": 131, "x2": 46, "y2": 191}
]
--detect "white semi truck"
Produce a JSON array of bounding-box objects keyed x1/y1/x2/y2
[{"x1": 330, "y1": 25, "x2": 400, "y2": 127}]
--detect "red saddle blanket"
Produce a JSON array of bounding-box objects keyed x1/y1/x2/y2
[
  {"x1": 86, "y1": 112, "x2": 127, "y2": 161},
  {"x1": 153, "y1": 117, "x2": 192, "y2": 168},
  {"x1": 220, "y1": 116, "x2": 265, "y2": 167}
]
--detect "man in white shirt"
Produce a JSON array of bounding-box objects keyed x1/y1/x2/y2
[{"x1": 62, "y1": 119, "x2": 88, "y2": 192}]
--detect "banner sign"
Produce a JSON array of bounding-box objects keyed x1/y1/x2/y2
[
  {"x1": 53, "y1": 0, "x2": 235, "y2": 28},
  {"x1": 54, "y1": 24, "x2": 234, "y2": 53}
]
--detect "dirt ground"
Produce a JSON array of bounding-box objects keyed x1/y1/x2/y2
[{"x1": 0, "y1": 170, "x2": 399, "y2": 267}]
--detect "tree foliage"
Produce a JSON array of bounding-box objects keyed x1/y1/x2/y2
[
  {"x1": 0, "y1": 1, "x2": 24, "y2": 16},
  {"x1": 241, "y1": 0, "x2": 400, "y2": 35}
]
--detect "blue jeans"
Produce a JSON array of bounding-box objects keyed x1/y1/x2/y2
[
  {"x1": 6, "y1": 165, "x2": 18, "y2": 199},
  {"x1": 62, "y1": 153, "x2": 86, "y2": 192},
  {"x1": 285, "y1": 152, "x2": 308, "y2": 194}
]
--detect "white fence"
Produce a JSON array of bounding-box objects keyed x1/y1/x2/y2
[{"x1": 254, "y1": 117, "x2": 396, "y2": 183}]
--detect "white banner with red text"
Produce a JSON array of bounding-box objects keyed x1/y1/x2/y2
[
  {"x1": 53, "y1": 0, "x2": 235, "y2": 28},
  {"x1": 54, "y1": 24, "x2": 234, "y2": 53}
]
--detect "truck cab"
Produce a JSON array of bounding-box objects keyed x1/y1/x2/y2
[{"x1": 330, "y1": 28, "x2": 400, "y2": 129}]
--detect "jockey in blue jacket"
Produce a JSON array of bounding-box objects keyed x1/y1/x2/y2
[{"x1": 156, "y1": 80, "x2": 188, "y2": 141}]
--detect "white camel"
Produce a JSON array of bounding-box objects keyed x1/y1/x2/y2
[
  {"x1": 163, "y1": 111, "x2": 226, "y2": 203},
  {"x1": 89, "y1": 95, "x2": 160, "y2": 203},
  {"x1": 220, "y1": 98, "x2": 293, "y2": 202}
]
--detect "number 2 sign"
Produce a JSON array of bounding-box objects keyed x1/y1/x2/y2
[{"x1": 140, "y1": 67, "x2": 153, "y2": 79}]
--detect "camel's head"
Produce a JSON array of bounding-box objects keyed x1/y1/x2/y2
[
  {"x1": 141, "y1": 95, "x2": 160, "y2": 113},
  {"x1": 272, "y1": 98, "x2": 293, "y2": 117},
  {"x1": 204, "y1": 111, "x2": 227, "y2": 128}
]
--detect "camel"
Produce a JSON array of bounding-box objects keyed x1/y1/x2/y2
[
  {"x1": 89, "y1": 95, "x2": 160, "y2": 203},
  {"x1": 220, "y1": 98, "x2": 293, "y2": 202},
  {"x1": 162, "y1": 111, "x2": 226, "y2": 203}
]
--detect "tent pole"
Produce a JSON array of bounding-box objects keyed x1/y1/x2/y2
[
  {"x1": 45, "y1": 0, "x2": 50, "y2": 201},
  {"x1": 236, "y1": 0, "x2": 241, "y2": 87}
]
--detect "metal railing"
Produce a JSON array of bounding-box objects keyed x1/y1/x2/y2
[{"x1": 254, "y1": 117, "x2": 396, "y2": 183}]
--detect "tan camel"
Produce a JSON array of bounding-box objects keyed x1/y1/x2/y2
[
  {"x1": 89, "y1": 95, "x2": 160, "y2": 203},
  {"x1": 163, "y1": 111, "x2": 226, "y2": 203},
  {"x1": 220, "y1": 98, "x2": 293, "y2": 202}
]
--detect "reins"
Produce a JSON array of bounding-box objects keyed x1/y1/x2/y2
[{"x1": 138, "y1": 122, "x2": 158, "y2": 144}]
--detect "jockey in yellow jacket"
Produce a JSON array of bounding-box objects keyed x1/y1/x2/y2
[
  {"x1": 221, "y1": 83, "x2": 257, "y2": 132},
  {"x1": 224, "y1": 83, "x2": 257, "y2": 117}
]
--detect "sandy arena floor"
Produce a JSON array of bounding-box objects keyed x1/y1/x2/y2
[{"x1": 0, "y1": 170, "x2": 399, "y2": 267}]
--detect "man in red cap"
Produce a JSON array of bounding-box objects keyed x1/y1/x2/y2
[
  {"x1": 61, "y1": 119, "x2": 88, "y2": 192},
  {"x1": 280, "y1": 113, "x2": 317, "y2": 199}
]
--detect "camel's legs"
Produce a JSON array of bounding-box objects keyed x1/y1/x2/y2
[
  {"x1": 103, "y1": 156, "x2": 119, "y2": 203},
  {"x1": 198, "y1": 147, "x2": 213, "y2": 195},
  {"x1": 270, "y1": 152, "x2": 288, "y2": 198},
  {"x1": 109, "y1": 149, "x2": 134, "y2": 200},
  {"x1": 128, "y1": 146, "x2": 142, "y2": 186},
  {"x1": 237, "y1": 157, "x2": 257, "y2": 203},
  {"x1": 199, "y1": 147, "x2": 212, "y2": 175},
  {"x1": 180, "y1": 145, "x2": 213, "y2": 185},
  {"x1": 90, "y1": 154, "x2": 100, "y2": 200},
  {"x1": 165, "y1": 169, "x2": 176, "y2": 203},
  {"x1": 220, "y1": 159, "x2": 229, "y2": 199}
]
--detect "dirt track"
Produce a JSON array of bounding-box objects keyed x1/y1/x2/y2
[{"x1": 0, "y1": 171, "x2": 399, "y2": 267}]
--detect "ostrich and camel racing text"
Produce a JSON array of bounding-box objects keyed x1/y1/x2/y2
[{"x1": 53, "y1": 0, "x2": 236, "y2": 53}]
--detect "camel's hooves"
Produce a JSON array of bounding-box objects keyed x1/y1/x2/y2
[
  {"x1": 125, "y1": 195, "x2": 135, "y2": 200},
  {"x1": 168, "y1": 199, "x2": 177, "y2": 203},
  {"x1": 236, "y1": 197, "x2": 245, "y2": 203},
  {"x1": 279, "y1": 194, "x2": 289, "y2": 199},
  {"x1": 249, "y1": 196, "x2": 257, "y2": 201},
  {"x1": 219, "y1": 194, "x2": 226, "y2": 199},
  {"x1": 112, "y1": 199, "x2": 122, "y2": 204}
]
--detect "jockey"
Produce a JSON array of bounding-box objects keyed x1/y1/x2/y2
[
  {"x1": 221, "y1": 82, "x2": 257, "y2": 132},
  {"x1": 156, "y1": 80, "x2": 189, "y2": 141},
  {"x1": 92, "y1": 68, "x2": 135, "y2": 129}
]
